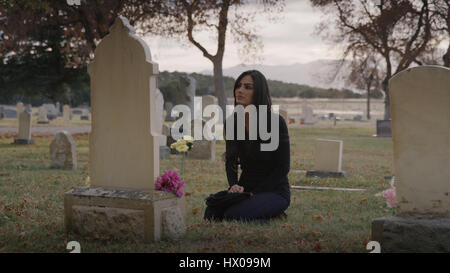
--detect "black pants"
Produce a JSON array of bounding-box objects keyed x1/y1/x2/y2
[{"x1": 204, "y1": 192, "x2": 289, "y2": 223}]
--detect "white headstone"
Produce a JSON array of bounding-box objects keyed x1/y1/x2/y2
[
  {"x1": 88, "y1": 16, "x2": 159, "y2": 190},
  {"x1": 18, "y1": 111, "x2": 32, "y2": 140},
  {"x1": 16, "y1": 102, "x2": 24, "y2": 117},
  {"x1": 390, "y1": 65, "x2": 450, "y2": 214},
  {"x1": 37, "y1": 107, "x2": 49, "y2": 123},
  {"x1": 301, "y1": 101, "x2": 314, "y2": 124},
  {"x1": 314, "y1": 139, "x2": 343, "y2": 172},
  {"x1": 63, "y1": 105, "x2": 72, "y2": 121}
]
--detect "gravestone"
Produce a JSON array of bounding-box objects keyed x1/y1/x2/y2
[
  {"x1": 371, "y1": 66, "x2": 450, "y2": 252},
  {"x1": 0, "y1": 106, "x2": 4, "y2": 119},
  {"x1": 64, "y1": 16, "x2": 185, "y2": 242},
  {"x1": 3, "y1": 108, "x2": 17, "y2": 118},
  {"x1": 25, "y1": 104, "x2": 32, "y2": 113},
  {"x1": 178, "y1": 75, "x2": 196, "y2": 120},
  {"x1": 187, "y1": 119, "x2": 215, "y2": 161},
  {"x1": 375, "y1": 120, "x2": 391, "y2": 137},
  {"x1": 56, "y1": 102, "x2": 61, "y2": 116},
  {"x1": 13, "y1": 112, "x2": 34, "y2": 144},
  {"x1": 43, "y1": 103, "x2": 58, "y2": 120},
  {"x1": 156, "y1": 88, "x2": 170, "y2": 159},
  {"x1": 16, "y1": 102, "x2": 24, "y2": 117},
  {"x1": 37, "y1": 107, "x2": 49, "y2": 124},
  {"x1": 306, "y1": 139, "x2": 347, "y2": 178},
  {"x1": 63, "y1": 105, "x2": 72, "y2": 121},
  {"x1": 50, "y1": 131, "x2": 77, "y2": 170},
  {"x1": 80, "y1": 109, "x2": 90, "y2": 120},
  {"x1": 301, "y1": 102, "x2": 314, "y2": 124},
  {"x1": 72, "y1": 109, "x2": 82, "y2": 115}
]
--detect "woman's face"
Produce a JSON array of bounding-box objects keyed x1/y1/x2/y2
[{"x1": 235, "y1": 75, "x2": 254, "y2": 107}]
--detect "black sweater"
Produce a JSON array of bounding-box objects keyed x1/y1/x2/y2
[{"x1": 225, "y1": 113, "x2": 291, "y2": 204}]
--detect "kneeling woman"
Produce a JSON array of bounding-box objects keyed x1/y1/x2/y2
[{"x1": 204, "y1": 70, "x2": 290, "y2": 222}]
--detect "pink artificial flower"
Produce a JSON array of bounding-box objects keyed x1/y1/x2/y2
[
  {"x1": 155, "y1": 170, "x2": 185, "y2": 197},
  {"x1": 382, "y1": 187, "x2": 397, "y2": 208}
]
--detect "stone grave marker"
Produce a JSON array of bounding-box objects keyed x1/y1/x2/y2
[
  {"x1": 375, "y1": 119, "x2": 391, "y2": 137},
  {"x1": 187, "y1": 119, "x2": 215, "y2": 161},
  {"x1": 301, "y1": 102, "x2": 314, "y2": 124},
  {"x1": 306, "y1": 139, "x2": 347, "y2": 178},
  {"x1": 13, "y1": 111, "x2": 34, "y2": 144},
  {"x1": 80, "y1": 109, "x2": 90, "y2": 120},
  {"x1": 64, "y1": 16, "x2": 185, "y2": 242},
  {"x1": 37, "y1": 107, "x2": 49, "y2": 124},
  {"x1": 50, "y1": 131, "x2": 77, "y2": 170},
  {"x1": 63, "y1": 105, "x2": 72, "y2": 121},
  {"x1": 371, "y1": 66, "x2": 450, "y2": 252},
  {"x1": 16, "y1": 102, "x2": 24, "y2": 117}
]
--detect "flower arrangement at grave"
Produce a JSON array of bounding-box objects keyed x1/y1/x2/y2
[
  {"x1": 155, "y1": 170, "x2": 185, "y2": 197},
  {"x1": 170, "y1": 135, "x2": 194, "y2": 177},
  {"x1": 382, "y1": 186, "x2": 397, "y2": 214}
]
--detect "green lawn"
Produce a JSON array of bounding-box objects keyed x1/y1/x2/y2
[{"x1": 0, "y1": 127, "x2": 394, "y2": 253}]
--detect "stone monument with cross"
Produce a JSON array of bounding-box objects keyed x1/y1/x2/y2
[
  {"x1": 64, "y1": 16, "x2": 186, "y2": 242},
  {"x1": 371, "y1": 66, "x2": 450, "y2": 252}
]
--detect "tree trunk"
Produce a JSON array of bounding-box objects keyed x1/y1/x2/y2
[
  {"x1": 366, "y1": 84, "x2": 371, "y2": 120},
  {"x1": 382, "y1": 77, "x2": 390, "y2": 120},
  {"x1": 212, "y1": 57, "x2": 227, "y2": 123}
]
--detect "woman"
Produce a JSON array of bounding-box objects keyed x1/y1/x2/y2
[{"x1": 204, "y1": 70, "x2": 290, "y2": 222}]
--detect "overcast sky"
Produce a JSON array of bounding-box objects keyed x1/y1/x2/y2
[{"x1": 143, "y1": 0, "x2": 340, "y2": 73}]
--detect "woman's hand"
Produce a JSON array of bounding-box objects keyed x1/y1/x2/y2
[{"x1": 228, "y1": 184, "x2": 244, "y2": 193}]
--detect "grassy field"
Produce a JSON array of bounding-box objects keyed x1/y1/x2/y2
[{"x1": 0, "y1": 127, "x2": 394, "y2": 253}]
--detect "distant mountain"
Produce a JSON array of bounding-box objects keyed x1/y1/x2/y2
[{"x1": 199, "y1": 59, "x2": 353, "y2": 90}]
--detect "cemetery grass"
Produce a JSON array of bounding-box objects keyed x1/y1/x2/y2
[{"x1": 0, "y1": 128, "x2": 394, "y2": 253}]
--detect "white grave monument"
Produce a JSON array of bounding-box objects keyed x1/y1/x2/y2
[
  {"x1": 371, "y1": 66, "x2": 450, "y2": 252},
  {"x1": 63, "y1": 105, "x2": 72, "y2": 121},
  {"x1": 13, "y1": 111, "x2": 34, "y2": 144},
  {"x1": 306, "y1": 139, "x2": 347, "y2": 178},
  {"x1": 37, "y1": 106, "x2": 49, "y2": 124},
  {"x1": 64, "y1": 16, "x2": 185, "y2": 242}
]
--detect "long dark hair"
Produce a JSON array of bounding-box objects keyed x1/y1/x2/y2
[{"x1": 233, "y1": 70, "x2": 272, "y2": 109}]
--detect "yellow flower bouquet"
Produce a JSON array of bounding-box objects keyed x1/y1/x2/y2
[{"x1": 170, "y1": 135, "x2": 194, "y2": 177}]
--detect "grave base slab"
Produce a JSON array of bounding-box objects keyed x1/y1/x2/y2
[
  {"x1": 64, "y1": 186, "x2": 186, "y2": 242},
  {"x1": 13, "y1": 139, "x2": 35, "y2": 145},
  {"x1": 371, "y1": 214, "x2": 450, "y2": 253},
  {"x1": 306, "y1": 170, "x2": 348, "y2": 178},
  {"x1": 37, "y1": 121, "x2": 49, "y2": 124}
]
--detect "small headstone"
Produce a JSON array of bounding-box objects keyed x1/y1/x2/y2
[
  {"x1": 50, "y1": 131, "x2": 77, "y2": 170},
  {"x1": 72, "y1": 109, "x2": 82, "y2": 115},
  {"x1": 0, "y1": 106, "x2": 4, "y2": 119},
  {"x1": 16, "y1": 102, "x2": 24, "y2": 116},
  {"x1": 14, "y1": 111, "x2": 34, "y2": 144},
  {"x1": 3, "y1": 108, "x2": 17, "y2": 118},
  {"x1": 80, "y1": 109, "x2": 89, "y2": 120},
  {"x1": 301, "y1": 102, "x2": 315, "y2": 124},
  {"x1": 63, "y1": 105, "x2": 72, "y2": 121},
  {"x1": 25, "y1": 104, "x2": 32, "y2": 113},
  {"x1": 306, "y1": 139, "x2": 346, "y2": 178},
  {"x1": 375, "y1": 120, "x2": 391, "y2": 137},
  {"x1": 43, "y1": 103, "x2": 58, "y2": 120},
  {"x1": 37, "y1": 107, "x2": 49, "y2": 124},
  {"x1": 353, "y1": 115, "x2": 362, "y2": 121},
  {"x1": 187, "y1": 119, "x2": 215, "y2": 161}
]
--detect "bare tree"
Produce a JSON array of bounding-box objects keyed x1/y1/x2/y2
[
  {"x1": 311, "y1": 0, "x2": 435, "y2": 120},
  {"x1": 136, "y1": 0, "x2": 284, "y2": 117}
]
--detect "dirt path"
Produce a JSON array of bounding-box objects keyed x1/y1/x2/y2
[{"x1": 0, "y1": 126, "x2": 91, "y2": 136}]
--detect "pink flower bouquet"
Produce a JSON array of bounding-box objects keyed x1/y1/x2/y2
[
  {"x1": 382, "y1": 187, "x2": 397, "y2": 208},
  {"x1": 155, "y1": 170, "x2": 185, "y2": 197}
]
